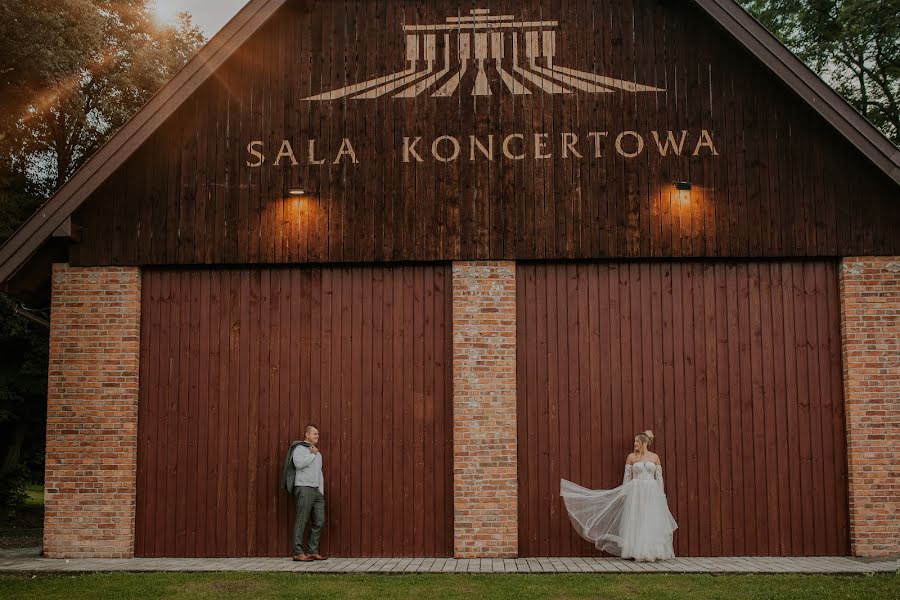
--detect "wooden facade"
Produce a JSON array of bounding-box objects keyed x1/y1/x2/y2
[
  {"x1": 7, "y1": 0, "x2": 898, "y2": 561},
  {"x1": 136, "y1": 265, "x2": 454, "y2": 557},
  {"x1": 69, "y1": 0, "x2": 899, "y2": 268},
  {"x1": 516, "y1": 260, "x2": 849, "y2": 556}
]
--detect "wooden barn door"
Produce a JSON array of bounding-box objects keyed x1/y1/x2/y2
[
  {"x1": 136, "y1": 265, "x2": 453, "y2": 557},
  {"x1": 516, "y1": 261, "x2": 849, "y2": 557}
]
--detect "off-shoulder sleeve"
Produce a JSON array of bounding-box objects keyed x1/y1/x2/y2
[
  {"x1": 622, "y1": 464, "x2": 633, "y2": 484},
  {"x1": 654, "y1": 464, "x2": 665, "y2": 492}
]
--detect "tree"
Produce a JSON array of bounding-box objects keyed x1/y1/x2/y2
[
  {"x1": 0, "y1": 1, "x2": 204, "y2": 200},
  {"x1": 0, "y1": 296, "x2": 48, "y2": 511},
  {"x1": 741, "y1": 0, "x2": 900, "y2": 144},
  {"x1": 0, "y1": 0, "x2": 204, "y2": 512}
]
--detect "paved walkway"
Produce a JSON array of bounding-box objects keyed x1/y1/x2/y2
[{"x1": 0, "y1": 551, "x2": 896, "y2": 574}]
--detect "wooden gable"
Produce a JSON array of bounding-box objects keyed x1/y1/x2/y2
[{"x1": 28, "y1": 1, "x2": 900, "y2": 267}]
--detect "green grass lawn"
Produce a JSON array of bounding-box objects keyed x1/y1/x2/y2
[{"x1": 0, "y1": 572, "x2": 896, "y2": 600}]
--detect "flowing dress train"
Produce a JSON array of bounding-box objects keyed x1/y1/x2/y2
[{"x1": 560, "y1": 461, "x2": 677, "y2": 561}]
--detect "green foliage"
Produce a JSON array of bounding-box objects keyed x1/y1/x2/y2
[
  {"x1": 0, "y1": 177, "x2": 38, "y2": 245},
  {"x1": 0, "y1": 0, "x2": 205, "y2": 207},
  {"x1": 0, "y1": 1, "x2": 103, "y2": 162},
  {"x1": 0, "y1": 466, "x2": 29, "y2": 511},
  {"x1": 0, "y1": 296, "x2": 48, "y2": 511},
  {"x1": 0, "y1": 1, "x2": 204, "y2": 516},
  {"x1": 741, "y1": 0, "x2": 900, "y2": 144}
]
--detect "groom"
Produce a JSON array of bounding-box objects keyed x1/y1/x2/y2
[{"x1": 291, "y1": 424, "x2": 326, "y2": 561}]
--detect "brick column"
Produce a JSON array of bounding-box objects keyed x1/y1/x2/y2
[
  {"x1": 452, "y1": 261, "x2": 518, "y2": 558},
  {"x1": 839, "y1": 257, "x2": 900, "y2": 558},
  {"x1": 43, "y1": 264, "x2": 141, "y2": 558}
]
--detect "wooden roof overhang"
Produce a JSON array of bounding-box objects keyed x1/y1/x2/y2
[{"x1": 1, "y1": 0, "x2": 898, "y2": 299}]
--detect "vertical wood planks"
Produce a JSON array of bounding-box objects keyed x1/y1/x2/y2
[
  {"x1": 516, "y1": 260, "x2": 848, "y2": 557},
  {"x1": 135, "y1": 265, "x2": 453, "y2": 557},
  {"x1": 67, "y1": 0, "x2": 900, "y2": 268}
]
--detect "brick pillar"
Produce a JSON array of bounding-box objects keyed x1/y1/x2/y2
[
  {"x1": 839, "y1": 257, "x2": 900, "y2": 558},
  {"x1": 452, "y1": 261, "x2": 518, "y2": 558},
  {"x1": 43, "y1": 264, "x2": 141, "y2": 558}
]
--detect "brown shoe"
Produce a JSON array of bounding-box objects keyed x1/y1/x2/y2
[
  {"x1": 310, "y1": 554, "x2": 327, "y2": 560},
  {"x1": 292, "y1": 554, "x2": 314, "y2": 561}
]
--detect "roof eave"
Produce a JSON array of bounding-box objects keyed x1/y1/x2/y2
[{"x1": 693, "y1": 0, "x2": 900, "y2": 184}]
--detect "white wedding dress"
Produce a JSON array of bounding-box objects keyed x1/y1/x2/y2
[{"x1": 561, "y1": 461, "x2": 678, "y2": 561}]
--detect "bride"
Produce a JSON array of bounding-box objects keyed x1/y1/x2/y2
[{"x1": 560, "y1": 430, "x2": 677, "y2": 561}]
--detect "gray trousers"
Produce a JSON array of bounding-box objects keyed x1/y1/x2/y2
[{"x1": 293, "y1": 486, "x2": 325, "y2": 555}]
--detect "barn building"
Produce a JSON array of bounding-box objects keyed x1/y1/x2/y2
[{"x1": 0, "y1": 0, "x2": 897, "y2": 559}]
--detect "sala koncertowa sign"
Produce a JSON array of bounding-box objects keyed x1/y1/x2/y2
[{"x1": 245, "y1": 8, "x2": 720, "y2": 168}]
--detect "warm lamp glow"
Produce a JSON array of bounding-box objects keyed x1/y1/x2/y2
[
  {"x1": 289, "y1": 188, "x2": 306, "y2": 196},
  {"x1": 673, "y1": 180, "x2": 692, "y2": 204}
]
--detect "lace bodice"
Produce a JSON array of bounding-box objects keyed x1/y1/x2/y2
[
  {"x1": 623, "y1": 461, "x2": 665, "y2": 491},
  {"x1": 630, "y1": 461, "x2": 658, "y2": 480}
]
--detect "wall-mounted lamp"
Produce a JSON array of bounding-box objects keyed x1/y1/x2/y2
[
  {"x1": 673, "y1": 180, "x2": 692, "y2": 205},
  {"x1": 289, "y1": 188, "x2": 306, "y2": 196}
]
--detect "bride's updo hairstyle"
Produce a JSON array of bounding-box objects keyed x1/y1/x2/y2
[{"x1": 635, "y1": 430, "x2": 654, "y2": 448}]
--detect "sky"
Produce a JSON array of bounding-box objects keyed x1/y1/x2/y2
[{"x1": 152, "y1": 0, "x2": 248, "y2": 37}]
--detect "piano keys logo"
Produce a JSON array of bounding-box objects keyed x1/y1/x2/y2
[{"x1": 303, "y1": 8, "x2": 664, "y2": 100}]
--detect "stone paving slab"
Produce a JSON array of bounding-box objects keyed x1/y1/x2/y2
[{"x1": 0, "y1": 553, "x2": 896, "y2": 574}]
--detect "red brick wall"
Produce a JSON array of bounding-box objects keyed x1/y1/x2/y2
[
  {"x1": 451, "y1": 262, "x2": 518, "y2": 558},
  {"x1": 43, "y1": 264, "x2": 141, "y2": 558},
  {"x1": 839, "y1": 257, "x2": 900, "y2": 557}
]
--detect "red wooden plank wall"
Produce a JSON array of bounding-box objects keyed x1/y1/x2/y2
[
  {"x1": 135, "y1": 265, "x2": 453, "y2": 557},
  {"x1": 516, "y1": 261, "x2": 849, "y2": 556}
]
